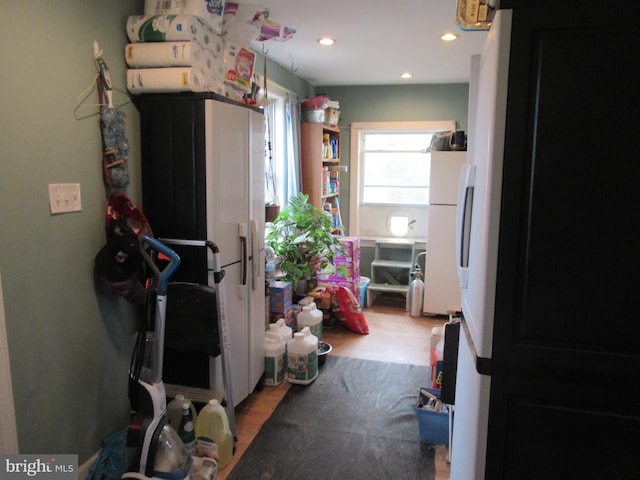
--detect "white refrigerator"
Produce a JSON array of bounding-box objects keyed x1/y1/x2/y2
[
  {"x1": 423, "y1": 151, "x2": 466, "y2": 315},
  {"x1": 451, "y1": 9, "x2": 512, "y2": 479}
]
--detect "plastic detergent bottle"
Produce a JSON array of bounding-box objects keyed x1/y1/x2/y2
[
  {"x1": 268, "y1": 318, "x2": 293, "y2": 343},
  {"x1": 166, "y1": 394, "x2": 197, "y2": 431},
  {"x1": 297, "y1": 304, "x2": 323, "y2": 340},
  {"x1": 287, "y1": 327, "x2": 318, "y2": 385},
  {"x1": 195, "y1": 399, "x2": 234, "y2": 469},
  {"x1": 268, "y1": 318, "x2": 293, "y2": 370},
  {"x1": 264, "y1": 331, "x2": 286, "y2": 386}
]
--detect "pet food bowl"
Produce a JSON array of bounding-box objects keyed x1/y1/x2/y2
[{"x1": 317, "y1": 341, "x2": 332, "y2": 366}]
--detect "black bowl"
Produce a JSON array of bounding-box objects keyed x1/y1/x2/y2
[{"x1": 318, "y1": 341, "x2": 332, "y2": 366}]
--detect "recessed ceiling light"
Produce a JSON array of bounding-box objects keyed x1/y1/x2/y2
[
  {"x1": 441, "y1": 33, "x2": 459, "y2": 42},
  {"x1": 318, "y1": 37, "x2": 335, "y2": 46},
  {"x1": 400, "y1": 72, "x2": 413, "y2": 79}
]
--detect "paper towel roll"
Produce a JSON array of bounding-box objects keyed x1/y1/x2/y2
[
  {"x1": 127, "y1": 67, "x2": 210, "y2": 94},
  {"x1": 144, "y1": 0, "x2": 225, "y2": 34},
  {"x1": 126, "y1": 15, "x2": 223, "y2": 55},
  {"x1": 125, "y1": 41, "x2": 224, "y2": 70}
]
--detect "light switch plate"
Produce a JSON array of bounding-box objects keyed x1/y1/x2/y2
[{"x1": 49, "y1": 183, "x2": 82, "y2": 214}]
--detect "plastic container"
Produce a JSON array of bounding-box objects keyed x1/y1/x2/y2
[
  {"x1": 431, "y1": 328, "x2": 445, "y2": 389},
  {"x1": 287, "y1": 327, "x2": 318, "y2": 385},
  {"x1": 167, "y1": 394, "x2": 197, "y2": 432},
  {"x1": 195, "y1": 399, "x2": 234, "y2": 469},
  {"x1": 177, "y1": 402, "x2": 196, "y2": 455},
  {"x1": 323, "y1": 107, "x2": 340, "y2": 126},
  {"x1": 264, "y1": 331, "x2": 286, "y2": 386},
  {"x1": 359, "y1": 276, "x2": 370, "y2": 306},
  {"x1": 268, "y1": 318, "x2": 293, "y2": 343},
  {"x1": 297, "y1": 304, "x2": 323, "y2": 340},
  {"x1": 268, "y1": 318, "x2": 293, "y2": 370},
  {"x1": 413, "y1": 387, "x2": 450, "y2": 446},
  {"x1": 301, "y1": 109, "x2": 325, "y2": 123}
]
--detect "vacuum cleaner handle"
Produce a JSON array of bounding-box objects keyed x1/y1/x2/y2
[{"x1": 142, "y1": 236, "x2": 180, "y2": 294}]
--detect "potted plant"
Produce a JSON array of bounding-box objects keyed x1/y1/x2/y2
[{"x1": 265, "y1": 193, "x2": 347, "y2": 294}]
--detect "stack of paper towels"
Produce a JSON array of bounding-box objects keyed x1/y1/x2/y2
[{"x1": 125, "y1": 0, "x2": 256, "y2": 98}]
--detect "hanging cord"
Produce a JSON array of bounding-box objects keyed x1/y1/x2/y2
[{"x1": 263, "y1": 60, "x2": 279, "y2": 206}]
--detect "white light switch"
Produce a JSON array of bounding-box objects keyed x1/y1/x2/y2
[{"x1": 49, "y1": 183, "x2": 82, "y2": 214}]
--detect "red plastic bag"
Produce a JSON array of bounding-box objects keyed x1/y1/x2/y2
[
  {"x1": 106, "y1": 193, "x2": 153, "y2": 239},
  {"x1": 330, "y1": 285, "x2": 369, "y2": 335}
]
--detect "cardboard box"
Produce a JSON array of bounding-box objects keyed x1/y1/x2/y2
[
  {"x1": 268, "y1": 281, "x2": 292, "y2": 313},
  {"x1": 269, "y1": 306, "x2": 297, "y2": 330}
]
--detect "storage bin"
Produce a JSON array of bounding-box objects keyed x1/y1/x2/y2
[
  {"x1": 413, "y1": 387, "x2": 449, "y2": 446},
  {"x1": 323, "y1": 107, "x2": 340, "y2": 126},
  {"x1": 359, "y1": 276, "x2": 370, "y2": 307},
  {"x1": 302, "y1": 109, "x2": 325, "y2": 123}
]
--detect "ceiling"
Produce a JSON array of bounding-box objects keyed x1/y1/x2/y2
[{"x1": 250, "y1": 0, "x2": 489, "y2": 86}]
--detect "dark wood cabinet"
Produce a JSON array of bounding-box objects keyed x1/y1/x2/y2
[{"x1": 485, "y1": 2, "x2": 640, "y2": 477}]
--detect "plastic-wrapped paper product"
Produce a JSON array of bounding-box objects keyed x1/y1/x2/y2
[
  {"x1": 222, "y1": 2, "x2": 267, "y2": 47},
  {"x1": 126, "y1": 15, "x2": 220, "y2": 51},
  {"x1": 144, "y1": 0, "x2": 226, "y2": 34},
  {"x1": 127, "y1": 67, "x2": 210, "y2": 94},
  {"x1": 222, "y1": 42, "x2": 255, "y2": 93},
  {"x1": 125, "y1": 40, "x2": 223, "y2": 68}
]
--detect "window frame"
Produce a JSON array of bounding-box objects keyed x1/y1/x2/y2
[
  {"x1": 264, "y1": 80, "x2": 290, "y2": 207},
  {"x1": 349, "y1": 121, "x2": 456, "y2": 238}
]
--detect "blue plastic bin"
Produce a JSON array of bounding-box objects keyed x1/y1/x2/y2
[
  {"x1": 359, "y1": 276, "x2": 370, "y2": 306},
  {"x1": 413, "y1": 387, "x2": 449, "y2": 446}
]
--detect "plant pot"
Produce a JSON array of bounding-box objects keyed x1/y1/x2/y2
[{"x1": 265, "y1": 205, "x2": 280, "y2": 223}]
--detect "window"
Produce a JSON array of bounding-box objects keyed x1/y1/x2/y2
[
  {"x1": 361, "y1": 131, "x2": 432, "y2": 205},
  {"x1": 264, "y1": 84, "x2": 287, "y2": 207},
  {"x1": 349, "y1": 121, "x2": 456, "y2": 239}
]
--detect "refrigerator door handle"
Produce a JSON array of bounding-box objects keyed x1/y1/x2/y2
[
  {"x1": 456, "y1": 164, "x2": 476, "y2": 289},
  {"x1": 238, "y1": 222, "x2": 248, "y2": 290},
  {"x1": 250, "y1": 219, "x2": 260, "y2": 291}
]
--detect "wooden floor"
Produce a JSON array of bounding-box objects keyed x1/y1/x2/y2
[{"x1": 219, "y1": 294, "x2": 451, "y2": 480}]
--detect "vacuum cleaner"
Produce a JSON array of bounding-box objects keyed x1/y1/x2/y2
[{"x1": 121, "y1": 236, "x2": 191, "y2": 480}]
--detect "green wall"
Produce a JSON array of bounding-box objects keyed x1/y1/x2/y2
[
  {"x1": 316, "y1": 84, "x2": 470, "y2": 231},
  {"x1": 0, "y1": 0, "x2": 146, "y2": 462}
]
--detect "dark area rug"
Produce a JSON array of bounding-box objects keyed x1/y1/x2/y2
[{"x1": 227, "y1": 356, "x2": 436, "y2": 480}]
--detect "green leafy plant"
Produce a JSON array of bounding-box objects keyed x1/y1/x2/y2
[{"x1": 265, "y1": 193, "x2": 347, "y2": 291}]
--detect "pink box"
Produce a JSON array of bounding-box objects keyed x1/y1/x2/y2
[
  {"x1": 334, "y1": 236, "x2": 360, "y2": 262},
  {"x1": 318, "y1": 277, "x2": 361, "y2": 303}
]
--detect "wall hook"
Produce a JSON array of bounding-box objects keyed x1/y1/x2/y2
[
  {"x1": 261, "y1": 42, "x2": 269, "y2": 55},
  {"x1": 290, "y1": 58, "x2": 298, "y2": 73}
]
